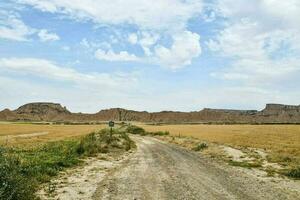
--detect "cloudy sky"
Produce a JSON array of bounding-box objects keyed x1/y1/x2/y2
[{"x1": 0, "y1": 0, "x2": 300, "y2": 113}]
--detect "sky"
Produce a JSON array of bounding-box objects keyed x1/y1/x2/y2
[{"x1": 0, "y1": 0, "x2": 300, "y2": 113}]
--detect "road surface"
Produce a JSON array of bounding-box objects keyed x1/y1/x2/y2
[{"x1": 93, "y1": 136, "x2": 299, "y2": 200}]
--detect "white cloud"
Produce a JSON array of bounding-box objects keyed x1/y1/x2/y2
[
  {"x1": 128, "y1": 33, "x2": 138, "y2": 45},
  {"x1": 208, "y1": 0, "x2": 300, "y2": 86},
  {"x1": 17, "y1": 0, "x2": 204, "y2": 69},
  {"x1": 95, "y1": 49, "x2": 139, "y2": 62},
  {"x1": 154, "y1": 31, "x2": 201, "y2": 70},
  {"x1": 38, "y1": 29, "x2": 60, "y2": 42},
  {"x1": 18, "y1": 0, "x2": 203, "y2": 31},
  {"x1": 16, "y1": 1, "x2": 205, "y2": 69},
  {"x1": 0, "y1": 10, "x2": 60, "y2": 43},
  {"x1": 80, "y1": 38, "x2": 90, "y2": 48},
  {"x1": 0, "y1": 11, "x2": 35, "y2": 41},
  {"x1": 138, "y1": 31, "x2": 160, "y2": 56},
  {"x1": 0, "y1": 57, "x2": 137, "y2": 88}
]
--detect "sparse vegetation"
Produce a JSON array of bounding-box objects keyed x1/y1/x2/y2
[
  {"x1": 126, "y1": 125, "x2": 169, "y2": 136},
  {"x1": 192, "y1": 143, "x2": 208, "y2": 151},
  {"x1": 148, "y1": 131, "x2": 170, "y2": 136},
  {"x1": 0, "y1": 123, "x2": 106, "y2": 147},
  {"x1": 126, "y1": 125, "x2": 147, "y2": 135},
  {"x1": 284, "y1": 167, "x2": 300, "y2": 179},
  {"x1": 228, "y1": 160, "x2": 262, "y2": 168},
  {"x1": 0, "y1": 128, "x2": 135, "y2": 200},
  {"x1": 140, "y1": 124, "x2": 300, "y2": 168}
]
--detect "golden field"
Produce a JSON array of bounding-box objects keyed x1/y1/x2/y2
[
  {"x1": 0, "y1": 123, "x2": 106, "y2": 147},
  {"x1": 140, "y1": 124, "x2": 300, "y2": 166}
]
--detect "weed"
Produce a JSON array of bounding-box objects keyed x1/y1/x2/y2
[
  {"x1": 126, "y1": 125, "x2": 169, "y2": 137},
  {"x1": 0, "y1": 148, "x2": 37, "y2": 200},
  {"x1": 126, "y1": 125, "x2": 146, "y2": 135},
  {"x1": 284, "y1": 167, "x2": 300, "y2": 179},
  {"x1": 148, "y1": 131, "x2": 170, "y2": 136},
  {"x1": 192, "y1": 143, "x2": 208, "y2": 151}
]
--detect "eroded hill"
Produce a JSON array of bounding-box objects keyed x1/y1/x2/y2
[{"x1": 0, "y1": 102, "x2": 300, "y2": 124}]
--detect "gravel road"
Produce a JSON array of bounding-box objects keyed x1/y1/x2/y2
[{"x1": 93, "y1": 136, "x2": 299, "y2": 200}]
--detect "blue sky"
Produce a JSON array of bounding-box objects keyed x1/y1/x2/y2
[{"x1": 0, "y1": 0, "x2": 300, "y2": 113}]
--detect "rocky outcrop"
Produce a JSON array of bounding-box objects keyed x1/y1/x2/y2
[
  {"x1": 0, "y1": 102, "x2": 300, "y2": 124},
  {"x1": 10, "y1": 103, "x2": 71, "y2": 121},
  {"x1": 0, "y1": 109, "x2": 17, "y2": 121}
]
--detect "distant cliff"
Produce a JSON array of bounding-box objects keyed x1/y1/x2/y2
[{"x1": 0, "y1": 102, "x2": 300, "y2": 124}]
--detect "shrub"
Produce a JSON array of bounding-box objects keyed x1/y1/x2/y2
[
  {"x1": 149, "y1": 131, "x2": 170, "y2": 136},
  {"x1": 285, "y1": 167, "x2": 300, "y2": 179},
  {"x1": 0, "y1": 149, "x2": 37, "y2": 200},
  {"x1": 126, "y1": 125, "x2": 146, "y2": 135},
  {"x1": 192, "y1": 143, "x2": 208, "y2": 151}
]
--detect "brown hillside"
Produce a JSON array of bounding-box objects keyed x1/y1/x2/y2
[{"x1": 0, "y1": 102, "x2": 300, "y2": 124}]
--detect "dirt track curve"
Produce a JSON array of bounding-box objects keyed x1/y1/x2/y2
[{"x1": 93, "y1": 136, "x2": 299, "y2": 200}]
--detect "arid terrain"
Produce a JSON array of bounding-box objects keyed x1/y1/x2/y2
[
  {"x1": 1, "y1": 103, "x2": 300, "y2": 199},
  {"x1": 93, "y1": 136, "x2": 300, "y2": 200},
  {"x1": 1, "y1": 102, "x2": 300, "y2": 123},
  {"x1": 0, "y1": 123, "x2": 105, "y2": 147},
  {"x1": 0, "y1": 122, "x2": 300, "y2": 199},
  {"x1": 140, "y1": 124, "x2": 300, "y2": 167}
]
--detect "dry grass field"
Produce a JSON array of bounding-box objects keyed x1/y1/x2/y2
[
  {"x1": 140, "y1": 124, "x2": 300, "y2": 166},
  {"x1": 0, "y1": 123, "x2": 106, "y2": 147}
]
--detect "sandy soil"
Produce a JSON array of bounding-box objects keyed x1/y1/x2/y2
[
  {"x1": 38, "y1": 151, "x2": 134, "y2": 200},
  {"x1": 93, "y1": 136, "x2": 300, "y2": 200}
]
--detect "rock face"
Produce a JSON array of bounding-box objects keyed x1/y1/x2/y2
[
  {"x1": 6, "y1": 103, "x2": 71, "y2": 121},
  {"x1": 0, "y1": 102, "x2": 300, "y2": 124}
]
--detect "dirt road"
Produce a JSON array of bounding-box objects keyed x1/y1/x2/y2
[{"x1": 93, "y1": 136, "x2": 299, "y2": 200}]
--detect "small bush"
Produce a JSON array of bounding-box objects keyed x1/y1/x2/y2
[
  {"x1": 76, "y1": 128, "x2": 135, "y2": 155},
  {"x1": 126, "y1": 125, "x2": 146, "y2": 135},
  {"x1": 192, "y1": 143, "x2": 208, "y2": 151},
  {"x1": 148, "y1": 131, "x2": 170, "y2": 136},
  {"x1": 126, "y1": 125, "x2": 169, "y2": 137},
  {"x1": 0, "y1": 149, "x2": 37, "y2": 200},
  {"x1": 285, "y1": 167, "x2": 300, "y2": 179}
]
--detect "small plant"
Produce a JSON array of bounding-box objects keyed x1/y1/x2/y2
[
  {"x1": 47, "y1": 182, "x2": 57, "y2": 194},
  {"x1": 126, "y1": 125, "x2": 146, "y2": 135},
  {"x1": 192, "y1": 143, "x2": 208, "y2": 151},
  {"x1": 285, "y1": 167, "x2": 300, "y2": 179},
  {"x1": 149, "y1": 131, "x2": 170, "y2": 136},
  {"x1": 0, "y1": 149, "x2": 37, "y2": 200}
]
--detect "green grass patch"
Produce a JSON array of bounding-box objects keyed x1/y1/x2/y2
[
  {"x1": 126, "y1": 125, "x2": 147, "y2": 135},
  {"x1": 126, "y1": 125, "x2": 169, "y2": 136},
  {"x1": 0, "y1": 128, "x2": 135, "y2": 200}
]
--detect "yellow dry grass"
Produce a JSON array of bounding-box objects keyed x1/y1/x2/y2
[
  {"x1": 140, "y1": 124, "x2": 300, "y2": 166},
  {"x1": 0, "y1": 123, "x2": 106, "y2": 147}
]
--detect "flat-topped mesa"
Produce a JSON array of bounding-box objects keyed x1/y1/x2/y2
[
  {"x1": 261, "y1": 103, "x2": 300, "y2": 115},
  {"x1": 15, "y1": 102, "x2": 71, "y2": 115}
]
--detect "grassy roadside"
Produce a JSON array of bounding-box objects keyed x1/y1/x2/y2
[{"x1": 0, "y1": 128, "x2": 135, "y2": 200}]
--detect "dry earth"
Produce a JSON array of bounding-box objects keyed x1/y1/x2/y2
[
  {"x1": 38, "y1": 151, "x2": 134, "y2": 200},
  {"x1": 91, "y1": 136, "x2": 300, "y2": 200}
]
